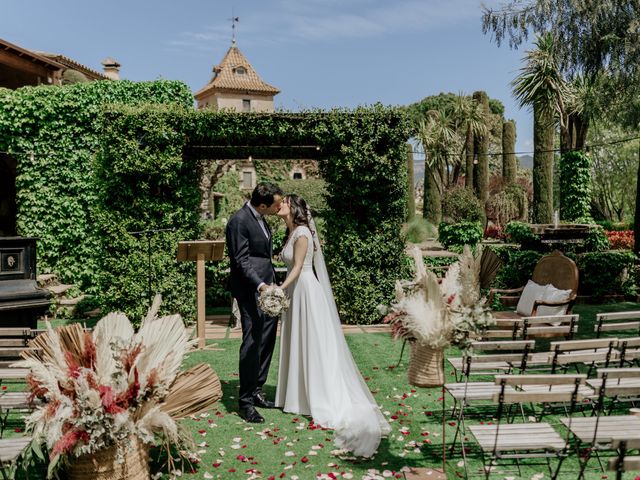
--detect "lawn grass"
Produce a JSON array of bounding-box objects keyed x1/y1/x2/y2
[{"x1": 10, "y1": 301, "x2": 640, "y2": 479}]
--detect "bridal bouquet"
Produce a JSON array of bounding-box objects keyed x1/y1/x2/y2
[
  {"x1": 382, "y1": 245, "x2": 496, "y2": 350},
  {"x1": 15, "y1": 296, "x2": 222, "y2": 478},
  {"x1": 258, "y1": 286, "x2": 289, "y2": 317}
]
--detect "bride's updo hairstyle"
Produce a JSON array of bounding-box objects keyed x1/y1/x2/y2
[{"x1": 286, "y1": 194, "x2": 317, "y2": 249}]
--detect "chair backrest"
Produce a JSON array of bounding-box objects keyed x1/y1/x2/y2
[
  {"x1": 521, "y1": 314, "x2": 578, "y2": 340},
  {"x1": 462, "y1": 340, "x2": 535, "y2": 375},
  {"x1": 531, "y1": 250, "x2": 579, "y2": 294},
  {"x1": 492, "y1": 374, "x2": 586, "y2": 404},
  {"x1": 595, "y1": 311, "x2": 640, "y2": 338},
  {"x1": 549, "y1": 338, "x2": 619, "y2": 372},
  {"x1": 595, "y1": 368, "x2": 640, "y2": 398}
]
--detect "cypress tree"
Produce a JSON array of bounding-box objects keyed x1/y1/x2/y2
[
  {"x1": 406, "y1": 143, "x2": 416, "y2": 221},
  {"x1": 532, "y1": 105, "x2": 554, "y2": 223},
  {"x1": 502, "y1": 120, "x2": 517, "y2": 183},
  {"x1": 472, "y1": 91, "x2": 490, "y2": 203}
]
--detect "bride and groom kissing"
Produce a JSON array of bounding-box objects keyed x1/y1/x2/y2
[{"x1": 225, "y1": 182, "x2": 391, "y2": 457}]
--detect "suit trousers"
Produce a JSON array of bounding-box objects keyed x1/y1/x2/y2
[{"x1": 237, "y1": 292, "x2": 279, "y2": 408}]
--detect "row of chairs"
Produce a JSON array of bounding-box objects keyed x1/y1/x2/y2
[{"x1": 459, "y1": 370, "x2": 640, "y2": 480}]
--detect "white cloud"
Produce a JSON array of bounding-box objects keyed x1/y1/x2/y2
[{"x1": 166, "y1": 0, "x2": 494, "y2": 52}]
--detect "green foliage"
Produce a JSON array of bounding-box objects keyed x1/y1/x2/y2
[
  {"x1": 404, "y1": 216, "x2": 437, "y2": 244},
  {"x1": 583, "y1": 225, "x2": 610, "y2": 252},
  {"x1": 422, "y1": 255, "x2": 458, "y2": 278},
  {"x1": 486, "y1": 184, "x2": 528, "y2": 226},
  {"x1": 0, "y1": 80, "x2": 193, "y2": 293},
  {"x1": 505, "y1": 221, "x2": 538, "y2": 244},
  {"x1": 559, "y1": 151, "x2": 593, "y2": 222},
  {"x1": 578, "y1": 251, "x2": 637, "y2": 298},
  {"x1": 442, "y1": 187, "x2": 484, "y2": 223},
  {"x1": 438, "y1": 221, "x2": 483, "y2": 250},
  {"x1": 279, "y1": 178, "x2": 328, "y2": 217},
  {"x1": 95, "y1": 104, "x2": 201, "y2": 321},
  {"x1": 492, "y1": 248, "x2": 543, "y2": 288}
]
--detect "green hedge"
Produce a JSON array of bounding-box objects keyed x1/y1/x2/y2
[
  {"x1": 0, "y1": 80, "x2": 193, "y2": 292},
  {"x1": 438, "y1": 221, "x2": 483, "y2": 251},
  {"x1": 492, "y1": 247, "x2": 637, "y2": 298}
]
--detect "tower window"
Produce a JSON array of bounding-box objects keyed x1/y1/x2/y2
[
  {"x1": 293, "y1": 172, "x2": 303, "y2": 180},
  {"x1": 242, "y1": 99, "x2": 251, "y2": 112},
  {"x1": 235, "y1": 67, "x2": 247, "y2": 75}
]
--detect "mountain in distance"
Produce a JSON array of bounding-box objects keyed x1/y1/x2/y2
[
  {"x1": 518, "y1": 154, "x2": 533, "y2": 169},
  {"x1": 411, "y1": 154, "x2": 532, "y2": 186}
]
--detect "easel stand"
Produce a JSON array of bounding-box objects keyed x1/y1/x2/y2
[{"x1": 177, "y1": 240, "x2": 224, "y2": 349}]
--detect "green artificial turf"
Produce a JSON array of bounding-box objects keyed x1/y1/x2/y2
[{"x1": 11, "y1": 301, "x2": 640, "y2": 479}]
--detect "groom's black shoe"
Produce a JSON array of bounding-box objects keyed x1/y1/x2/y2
[
  {"x1": 253, "y1": 390, "x2": 277, "y2": 409},
  {"x1": 238, "y1": 405, "x2": 265, "y2": 423}
]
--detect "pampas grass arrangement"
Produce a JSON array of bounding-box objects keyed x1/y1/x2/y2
[
  {"x1": 383, "y1": 245, "x2": 495, "y2": 349},
  {"x1": 15, "y1": 295, "x2": 222, "y2": 478}
]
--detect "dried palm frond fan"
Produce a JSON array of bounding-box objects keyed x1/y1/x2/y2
[
  {"x1": 161, "y1": 363, "x2": 222, "y2": 419},
  {"x1": 479, "y1": 246, "x2": 502, "y2": 289}
]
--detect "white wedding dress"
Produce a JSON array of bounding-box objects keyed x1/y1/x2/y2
[{"x1": 275, "y1": 225, "x2": 391, "y2": 457}]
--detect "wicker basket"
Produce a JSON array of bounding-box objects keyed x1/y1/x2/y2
[
  {"x1": 67, "y1": 437, "x2": 149, "y2": 480},
  {"x1": 407, "y1": 342, "x2": 445, "y2": 388}
]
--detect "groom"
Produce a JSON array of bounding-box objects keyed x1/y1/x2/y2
[{"x1": 226, "y1": 182, "x2": 283, "y2": 423}]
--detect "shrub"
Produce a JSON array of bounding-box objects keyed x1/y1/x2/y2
[
  {"x1": 442, "y1": 187, "x2": 484, "y2": 223},
  {"x1": 486, "y1": 184, "x2": 528, "y2": 227},
  {"x1": 578, "y1": 251, "x2": 637, "y2": 298},
  {"x1": 606, "y1": 230, "x2": 634, "y2": 250},
  {"x1": 404, "y1": 216, "x2": 437, "y2": 244},
  {"x1": 438, "y1": 221, "x2": 483, "y2": 250},
  {"x1": 484, "y1": 225, "x2": 505, "y2": 240},
  {"x1": 504, "y1": 221, "x2": 538, "y2": 244},
  {"x1": 422, "y1": 255, "x2": 458, "y2": 278},
  {"x1": 583, "y1": 225, "x2": 610, "y2": 252},
  {"x1": 492, "y1": 249, "x2": 543, "y2": 289}
]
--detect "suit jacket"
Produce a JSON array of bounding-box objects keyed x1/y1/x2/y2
[{"x1": 225, "y1": 204, "x2": 276, "y2": 299}]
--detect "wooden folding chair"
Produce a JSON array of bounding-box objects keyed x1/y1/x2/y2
[
  {"x1": 595, "y1": 311, "x2": 640, "y2": 338},
  {"x1": 467, "y1": 374, "x2": 586, "y2": 480},
  {"x1": 444, "y1": 340, "x2": 534, "y2": 453},
  {"x1": 562, "y1": 368, "x2": 640, "y2": 479}
]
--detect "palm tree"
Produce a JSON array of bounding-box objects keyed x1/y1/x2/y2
[
  {"x1": 417, "y1": 110, "x2": 460, "y2": 224},
  {"x1": 512, "y1": 33, "x2": 570, "y2": 223},
  {"x1": 450, "y1": 94, "x2": 488, "y2": 189}
]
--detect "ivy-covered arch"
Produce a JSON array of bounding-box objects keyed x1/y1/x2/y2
[{"x1": 98, "y1": 105, "x2": 410, "y2": 323}]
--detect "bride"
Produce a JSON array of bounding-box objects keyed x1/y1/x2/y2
[{"x1": 275, "y1": 194, "x2": 391, "y2": 457}]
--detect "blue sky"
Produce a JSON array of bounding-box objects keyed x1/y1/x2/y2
[{"x1": 3, "y1": 0, "x2": 533, "y2": 152}]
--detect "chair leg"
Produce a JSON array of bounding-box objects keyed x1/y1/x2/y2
[{"x1": 552, "y1": 454, "x2": 566, "y2": 480}]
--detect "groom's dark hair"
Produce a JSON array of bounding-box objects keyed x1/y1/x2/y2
[{"x1": 250, "y1": 182, "x2": 283, "y2": 207}]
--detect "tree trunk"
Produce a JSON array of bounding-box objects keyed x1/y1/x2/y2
[
  {"x1": 532, "y1": 105, "x2": 555, "y2": 223},
  {"x1": 464, "y1": 128, "x2": 474, "y2": 188},
  {"x1": 502, "y1": 120, "x2": 517, "y2": 183},
  {"x1": 406, "y1": 144, "x2": 416, "y2": 221},
  {"x1": 472, "y1": 91, "x2": 490, "y2": 204},
  {"x1": 423, "y1": 162, "x2": 442, "y2": 225}
]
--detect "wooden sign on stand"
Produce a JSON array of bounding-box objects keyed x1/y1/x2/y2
[{"x1": 177, "y1": 240, "x2": 225, "y2": 349}]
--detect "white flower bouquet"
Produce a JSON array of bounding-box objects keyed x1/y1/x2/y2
[
  {"x1": 258, "y1": 286, "x2": 289, "y2": 317},
  {"x1": 15, "y1": 296, "x2": 222, "y2": 478}
]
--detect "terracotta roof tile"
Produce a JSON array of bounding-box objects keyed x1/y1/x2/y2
[{"x1": 195, "y1": 44, "x2": 279, "y2": 98}]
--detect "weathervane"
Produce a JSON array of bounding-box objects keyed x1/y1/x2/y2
[{"x1": 229, "y1": 11, "x2": 239, "y2": 45}]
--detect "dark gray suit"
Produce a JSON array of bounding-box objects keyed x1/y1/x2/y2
[{"x1": 225, "y1": 204, "x2": 278, "y2": 408}]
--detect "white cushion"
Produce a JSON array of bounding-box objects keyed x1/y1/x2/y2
[
  {"x1": 537, "y1": 284, "x2": 572, "y2": 317},
  {"x1": 516, "y1": 280, "x2": 547, "y2": 316}
]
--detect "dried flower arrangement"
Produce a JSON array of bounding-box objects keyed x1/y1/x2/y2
[
  {"x1": 15, "y1": 296, "x2": 222, "y2": 478},
  {"x1": 382, "y1": 245, "x2": 497, "y2": 350}
]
